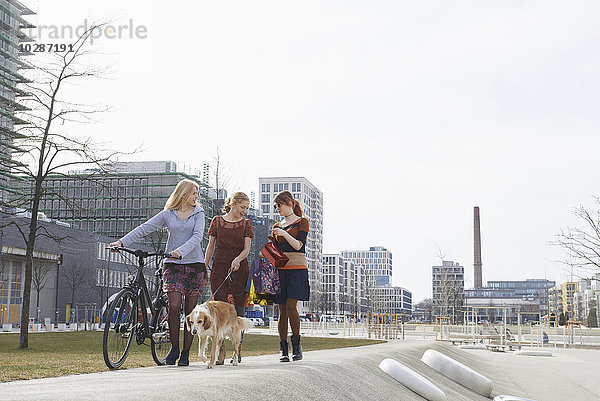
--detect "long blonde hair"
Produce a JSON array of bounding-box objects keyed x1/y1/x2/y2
[
  {"x1": 223, "y1": 192, "x2": 250, "y2": 213},
  {"x1": 164, "y1": 179, "x2": 199, "y2": 210}
]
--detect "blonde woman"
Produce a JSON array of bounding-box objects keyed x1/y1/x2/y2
[
  {"x1": 109, "y1": 179, "x2": 207, "y2": 367},
  {"x1": 204, "y1": 192, "x2": 253, "y2": 364}
]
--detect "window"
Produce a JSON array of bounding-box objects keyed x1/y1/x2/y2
[
  {"x1": 261, "y1": 183, "x2": 270, "y2": 192},
  {"x1": 10, "y1": 260, "x2": 23, "y2": 304},
  {"x1": 261, "y1": 194, "x2": 270, "y2": 203},
  {"x1": 262, "y1": 205, "x2": 270, "y2": 214}
]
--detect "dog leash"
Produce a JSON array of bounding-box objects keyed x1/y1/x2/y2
[{"x1": 210, "y1": 267, "x2": 234, "y2": 301}]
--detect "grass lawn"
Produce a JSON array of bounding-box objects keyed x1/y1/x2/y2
[{"x1": 0, "y1": 330, "x2": 384, "y2": 382}]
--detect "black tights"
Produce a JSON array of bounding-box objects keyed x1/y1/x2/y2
[
  {"x1": 167, "y1": 292, "x2": 198, "y2": 351},
  {"x1": 235, "y1": 305, "x2": 244, "y2": 317}
]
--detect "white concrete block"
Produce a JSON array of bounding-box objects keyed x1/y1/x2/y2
[
  {"x1": 457, "y1": 344, "x2": 486, "y2": 350},
  {"x1": 494, "y1": 396, "x2": 537, "y2": 401},
  {"x1": 515, "y1": 350, "x2": 552, "y2": 357},
  {"x1": 379, "y1": 358, "x2": 447, "y2": 401},
  {"x1": 2, "y1": 324, "x2": 12, "y2": 332},
  {"x1": 421, "y1": 349, "x2": 493, "y2": 397},
  {"x1": 57, "y1": 323, "x2": 66, "y2": 331}
]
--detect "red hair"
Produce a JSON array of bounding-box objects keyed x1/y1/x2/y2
[{"x1": 274, "y1": 190, "x2": 303, "y2": 217}]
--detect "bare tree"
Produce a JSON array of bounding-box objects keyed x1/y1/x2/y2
[
  {"x1": 414, "y1": 298, "x2": 434, "y2": 322},
  {"x1": 92, "y1": 256, "x2": 109, "y2": 311},
  {"x1": 31, "y1": 259, "x2": 53, "y2": 309},
  {"x1": 432, "y1": 244, "x2": 464, "y2": 324},
  {"x1": 1, "y1": 25, "x2": 124, "y2": 348},
  {"x1": 553, "y1": 197, "x2": 600, "y2": 282},
  {"x1": 205, "y1": 146, "x2": 241, "y2": 217},
  {"x1": 63, "y1": 259, "x2": 90, "y2": 309}
]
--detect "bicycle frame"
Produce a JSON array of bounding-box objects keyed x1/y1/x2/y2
[{"x1": 108, "y1": 248, "x2": 172, "y2": 342}]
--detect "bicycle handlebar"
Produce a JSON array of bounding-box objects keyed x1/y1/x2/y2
[{"x1": 106, "y1": 246, "x2": 182, "y2": 260}]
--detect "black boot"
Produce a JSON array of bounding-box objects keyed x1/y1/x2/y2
[
  {"x1": 279, "y1": 340, "x2": 290, "y2": 362},
  {"x1": 178, "y1": 350, "x2": 189, "y2": 366},
  {"x1": 291, "y1": 334, "x2": 302, "y2": 361},
  {"x1": 164, "y1": 346, "x2": 179, "y2": 365}
]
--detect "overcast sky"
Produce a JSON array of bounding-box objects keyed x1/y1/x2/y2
[{"x1": 25, "y1": 1, "x2": 600, "y2": 302}]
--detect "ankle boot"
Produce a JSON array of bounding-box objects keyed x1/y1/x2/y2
[
  {"x1": 279, "y1": 340, "x2": 290, "y2": 362},
  {"x1": 177, "y1": 350, "x2": 189, "y2": 366},
  {"x1": 291, "y1": 334, "x2": 303, "y2": 361},
  {"x1": 216, "y1": 341, "x2": 226, "y2": 365},
  {"x1": 164, "y1": 346, "x2": 179, "y2": 365}
]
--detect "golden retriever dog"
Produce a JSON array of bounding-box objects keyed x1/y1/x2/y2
[{"x1": 185, "y1": 301, "x2": 253, "y2": 368}]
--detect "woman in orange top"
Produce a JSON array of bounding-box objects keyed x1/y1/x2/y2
[{"x1": 271, "y1": 190, "x2": 309, "y2": 362}]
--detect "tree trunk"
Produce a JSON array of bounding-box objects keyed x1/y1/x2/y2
[{"x1": 20, "y1": 203, "x2": 40, "y2": 348}]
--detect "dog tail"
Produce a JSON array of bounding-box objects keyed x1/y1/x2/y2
[{"x1": 238, "y1": 317, "x2": 254, "y2": 331}]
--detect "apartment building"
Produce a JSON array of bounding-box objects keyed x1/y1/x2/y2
[
  {"x1": 322, "y1": 254, "x2": 369, "y2": 320},
  {"x1": 432, "y1": 261, "x2": 465, "y2": 320}
]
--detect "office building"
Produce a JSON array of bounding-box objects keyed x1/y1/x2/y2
[
  {"x1": 258, "y1": 177, "x2": 323, "y2": 313},
  {"x1": 341, "y1": 246, "x2": 393, "y2": 286},
  {"x1": 465, "y1": 279, "x2": 555, "y2": 323},
  {"x1": 0, "y1": 0, "x2": 34, "y2": 206},
  {"x1": 11, "y1": 161, "x2": 214, "y2": 249},
  {"x1": 369, "y1": 285, "x2": 412, "y2": 315}
]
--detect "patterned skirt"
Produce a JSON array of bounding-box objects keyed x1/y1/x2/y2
[{"x1": 162, "y1": 262, "x2": 208, "y2": 296}]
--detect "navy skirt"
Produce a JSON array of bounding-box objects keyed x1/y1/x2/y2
[{"x1": 275, "y1": 269, "x2": 310, "y2": 304}]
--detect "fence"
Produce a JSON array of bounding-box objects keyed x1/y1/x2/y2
[
  {"x1": 434, "y1": 320, "x2": 600, "y2": 349},
  {"x1": 266, "y1": 319, "x2": 600, "y2": 348}
]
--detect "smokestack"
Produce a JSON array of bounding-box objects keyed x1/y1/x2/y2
[{"x1": 474, "y1": 206, "x2": 482, "y2": 288}]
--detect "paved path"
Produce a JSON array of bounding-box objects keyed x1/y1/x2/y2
[{"x1": 1, "y1": 340, "x2": 599, "y2": 400}]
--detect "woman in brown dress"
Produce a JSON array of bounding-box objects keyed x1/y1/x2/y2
[{"x1": 204, "y1": 192, "x2": 253, "y2": 364}]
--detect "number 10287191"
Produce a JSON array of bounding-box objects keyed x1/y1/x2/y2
[{"x1": 19, "y1": 43, "x2": 74, "y2": 53}]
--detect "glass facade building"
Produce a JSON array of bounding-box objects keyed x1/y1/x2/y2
[
  {"x1": 0, "y1": 0, "x2": 33, "y2": 206},
  {"x1": 12, "y1": 164, "x2": 215, "y2": 250}
]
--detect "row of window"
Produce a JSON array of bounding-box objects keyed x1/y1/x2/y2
[
  {"x1": 261, "y1": 182, "x2": 303, "y2": 193},
  {"x1": 342, "y1": 250, "x2": 391, "y2": 258}
]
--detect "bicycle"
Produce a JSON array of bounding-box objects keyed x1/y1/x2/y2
[{"x1": 102, "y1": 246, "x2": 180, "y2": 369}]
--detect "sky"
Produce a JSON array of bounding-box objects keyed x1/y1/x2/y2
[{"x1": 23, "y1": 0, "x2": 600, "y2": 302}]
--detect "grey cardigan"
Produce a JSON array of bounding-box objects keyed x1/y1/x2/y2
[{"x1": 120, "y1": 204, "x2": 206, "y2": 264}]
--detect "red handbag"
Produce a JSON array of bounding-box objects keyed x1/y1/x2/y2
[{"x1": 261, "y1": 236, "x2": 289, "y2": 268}]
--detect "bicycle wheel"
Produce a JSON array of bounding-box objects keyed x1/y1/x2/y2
[
  {"x1": 150, "y1": 300, "x2": 171, "y2": 365},
  {"x1": 103, "y1": 289, "x2": 137, "y2": 369}
]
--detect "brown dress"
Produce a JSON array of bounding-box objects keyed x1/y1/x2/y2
[{"x1": 208, "y1": 216, "x2": 254, "y2": 307}]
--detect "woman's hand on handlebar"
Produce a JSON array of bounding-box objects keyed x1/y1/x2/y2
[
  {"x1": 169, "y1": 250, "x2": 182, "y2": 259},
  {"x1": 108, "y1": 240, "x2": 123, "y2": 250}
]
